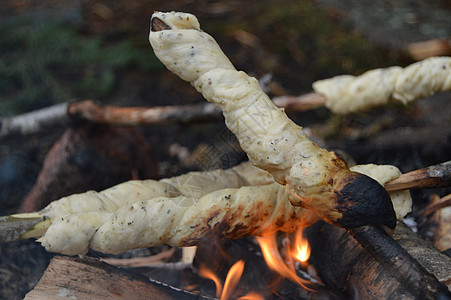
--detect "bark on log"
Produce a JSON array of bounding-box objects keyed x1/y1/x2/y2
[
  {"x1": 25, "y1": 255, "x2": 214, "y2": 300},
  {"x1": 305, "y1": 222, "x2": 451, "y2": 299}
]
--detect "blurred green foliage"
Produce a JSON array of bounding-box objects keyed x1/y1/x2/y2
[{"x1": 0, "y1": 18, "x2": 161, "y2": 116}]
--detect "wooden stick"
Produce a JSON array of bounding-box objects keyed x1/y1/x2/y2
[
  {"x1": 419, "y1": 193, "x2": 451, "y2": 216},
  {"x1": 0, "y1": 103, "x2": 70, "y2": 138},
  {"x1": 407, "y1": 39, "x2": 451, "y2": 61},
  {"x1": 0, "y1": 93, "x2": 326, "y2": 139},
  {"x1": 0, "y1": 213, "x2": 47, "y2": 242},
  {"x1": 385, "y1": 160, "x2": 451, "y2": 192},
  {"x1": 100, "y1": 248, "x2": 176, "y2": 267},
  {"x1": 417, "y1": 193, "x2": 451, "y2": 252},
  {"x1": 68, "y1": 100, "x2": 222, "y2": 125}
]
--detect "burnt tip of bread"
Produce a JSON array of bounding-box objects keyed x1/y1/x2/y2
[{"x1": 334, "y1": 172, "x2": 397, "y2": 229}]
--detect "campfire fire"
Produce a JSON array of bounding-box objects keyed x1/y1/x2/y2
[
  {"x1": 256, "y1": 229, "x2": 314, "y2": 292},
  {"x1": 293, "y1": 230, "x2": 311, "y2": 263},
  {"x1": 197, "y1": 229, "x2": 314, "y2": 299}
]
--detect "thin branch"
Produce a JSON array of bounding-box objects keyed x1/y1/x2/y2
[
  {"x1": 0, "y1": 93, "x2": 326, "y2": 139},
  {"x1": 67, "y1": 100, "x2": 222, "y2": 125},
  {"x1": 418, "y1": 193, "x2": 451, "y2": 216},
  {"x1": 100, "y1": 248, "x2": 176, "y2": 267},
  {"x1": 385, "y1": 160, "x2": 451, "y2": 192},
  {"x1": 272, "y1": 92, "x2": 326, "y2": 111},
  {"x1": 0, "y1": 103, "x2": 70, "y2": 138},
  {"x1": 0, "y1": 213, "x2": 47, "y2": 242}
]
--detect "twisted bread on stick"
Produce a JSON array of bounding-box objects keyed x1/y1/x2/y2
[
  {"x1": 39, "y1": 163, "x2": 409, "y2": 255},
  {"x1": 42, "y1": 161, "x2": 272, "y2": 219},
  {"x1": 313, "y1": 57, "x2": 451, "y2": 114},
  {"x1": 40, "y1": 162, "x2": 318, "y2": 255},
  {"x1": 149, "y1": 11, "x2": 396, "y2": 228}
]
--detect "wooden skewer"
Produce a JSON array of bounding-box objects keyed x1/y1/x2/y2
[
  {"x1": 384, "y1": 160, "x2": 451, "y2": 192},
  {"x1": 418, "y1": 193, "x2": 451, "y2": 217},
  {"x1": 100, "y1": 248, "x2": 176, "y2": 267},
  {"x1": 0, "y1": 213, "x2": 47, "y2": 243}
]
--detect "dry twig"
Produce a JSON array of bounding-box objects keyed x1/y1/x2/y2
[
  {"x1": 100, "y1": 248, "x2": 176, "y2": 267},
  {"x1": 385, "y1": 160, "x2": 451, "y2": 192}
]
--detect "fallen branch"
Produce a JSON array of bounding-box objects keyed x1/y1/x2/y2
[{"x1": 68, "y1": 100, "x2": 221, "y2": 125}]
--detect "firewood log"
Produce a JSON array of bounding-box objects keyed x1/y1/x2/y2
[
  {"x1": 25, "y1": 256, "x2": 211, "y2": 300},
  {"x1": 305, "y1": 221, "x2": 451, "y2": 299}
]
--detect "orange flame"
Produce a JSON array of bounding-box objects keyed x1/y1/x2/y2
[
  {"x1": 199, "y1": 260, "x2": 246, "y2": 300},
  {"x1": 293, "y1": 229, "x2": 311, "y2": 263},
  {"x1": 221, "y1": 260, "x2": 245, "y2": 300},
  {"x1": 256, "y1": 230, "x2": 314, "y2": 291},
  {"x1": 199, "y1": 266, "x2": 222, "y2": 298},
  {"x1": 237, "y1": 291, "x2": 265, "y2": 300}
]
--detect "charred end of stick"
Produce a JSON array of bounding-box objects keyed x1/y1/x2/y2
[
  {"x1": 151, "y1": 17, "x2": 171, "y2": 32},
  {"x1": 334, "y1": 172, "x2": 397, "y2": 229}
]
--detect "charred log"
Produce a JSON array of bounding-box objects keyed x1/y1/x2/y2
[{"x1": 305, "y1": 221, "x2": 451, "y2": 299}]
